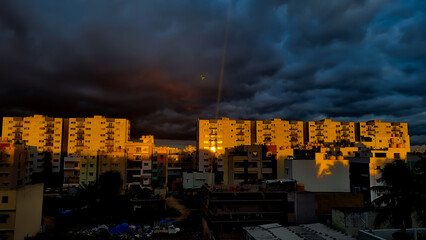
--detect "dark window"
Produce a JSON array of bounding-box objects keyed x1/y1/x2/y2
[
  {"x1": 375, "y1": 153, "x2": 386, "y2": 158},
  {"x1": 0, "y1": 215, "x2": 8, "y2": 223},
  {"x1": 2, "y1": 196, "x2": 8, "y2": 203}
]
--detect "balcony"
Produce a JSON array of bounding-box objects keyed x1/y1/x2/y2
[
  {"x1": 106, "y1": 124, "x2": 114, "y2": 128},
  {"x1": 236, "y1": 125, "x2": 245, "y2": 130},
  {"x1": 209, "y1": 126, "x2": 217, "y2": 129},
  {"x1": 236, "y1": 131, "x2": 245, "y2": 136},
  {"x1": 76, "y1": 129, "x2": 84, "y2": 134},
  {"x1": 45, "y1": 129, "x2": 54, "y2": 134},
  {"x1": 76, "y1": 124, "x2": 85, "y2": 128},
  {"x1": 106, "y1": 130, "x2": 114, "y2": 135},
  {"x1": 45, "y1": 134, "x2": 54, "y2": 140},
  {"x1": 46, "y1": 122, "x2": 55, "y2": 128},
  {"x1": 13, "y1": 124, "x2": 23, "y2": 128},
  {"x1": 236, "y1": 139, "x2": 244, "y2": 142},
  {"x1": 290, "y1": 132, "x2": 298, "y2": 137}
]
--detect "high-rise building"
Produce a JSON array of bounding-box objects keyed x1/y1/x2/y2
[
  {"x1": 67, "y1": 115, "x2": 130, "y2": 154},
  {"x1": 197, "y1": 118, "x2": 251, "y2": 172},
  {"x1": 307, "y1": 119, "x2": 356, "y2": 145},
  {"x1": 359, "y1": 120, "x2": 410, "y2": 151},
  {"x1": 2, "y1": 115, "x2": 63, "y2": 172},
  {"x1": 255, "y1": 119, "x2": 305, "y2": 148}
]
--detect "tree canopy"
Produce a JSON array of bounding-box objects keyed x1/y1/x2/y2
[{"x1": 372, "y1": 158, "x2": 426, "y2": 230}]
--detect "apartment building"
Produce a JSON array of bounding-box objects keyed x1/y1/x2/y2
[
  {"x1": 0, "y1": 141, "x2": 31, "y2": 190},
  {"x1": 152, "y1": 147, "x2": 168, "y2": 188},
  {"x1": 78, "y1": 150, "x2": 98, "y2": 185},
  {"x1": 98, "y1": 149, "x2": 127, "y2": 186},
  {"x1": 307, "y1": 119, "x2": 356, "y2": 145},
  {"x1": 359, "y1": 120, "x2": 410, "y2": 151},
  {"x1": 0, "y1": 184, "x2": 43, "y2": 240},
  {"x1": 67, "y1": 116, "x2": 130, "y2": 154},
  {"x1": 2, "y1": 115, "x2": 63, "y2": 172},
  {"x1": 255, "y1": 119, "x2": 305, "y2": 148},
  {"x1": 197, "y1": 118, "x2": 251, "y2": 172},
  {"x1": 223, "y1": 145, "x2": 277, "y2": 185},
  {"x1": 63, "y1": 154, "x2": 81, "y2": 187},
  {"x1": 201, "y1": 181, "x2": 296, "y2": 240},
  {"x1": 126, "y1": 136, "x2": 154, "y2": 188}
]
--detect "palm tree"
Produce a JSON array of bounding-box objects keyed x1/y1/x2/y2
[{"x1": 372, "y1": 159, "x2": 424, "y2": 230}]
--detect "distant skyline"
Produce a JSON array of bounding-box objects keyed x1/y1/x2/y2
[{"x1": 0, "y1": 1, "x2": 425, "y2": 144}]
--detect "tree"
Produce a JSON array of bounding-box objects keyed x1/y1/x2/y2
[{"x1": 372, "y1": 159, "x2": 425, "y2": 230}]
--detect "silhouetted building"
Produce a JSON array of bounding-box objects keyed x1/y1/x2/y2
[{"x1": 201, "y1": 180, "x2": 296, "y2": 240}]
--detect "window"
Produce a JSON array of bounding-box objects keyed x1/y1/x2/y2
[
  {"x1": 375, "y1": 153, "x2": 386, "y2": 158},
  {"x1": 2, "y1": 196, "x2": 8, "y2": 203},
  {"x1": 89, "y1": 172, "x2": 94, "y2": 176},
  {"x1": 0, "y1": 214, "x2": 8, "y2": 223},
  {"x1": 394, "y1": 153, "x2": 400, "y2": 159},
  {"x1": 90, "y1": 164, "x2": 94, "y2": 168}
]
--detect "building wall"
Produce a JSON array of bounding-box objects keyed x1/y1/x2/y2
[
  {"x1": 2, "y1": 115, "x2": 63, "y2": 172},
  {"x1": 224, "y1": 145, "x2": 276, "y2": 185},
  {"x1": 125, "y1": 136, "x2": 154, "y2": 187},
  {"x1": 197, "y1": 118, "x2": 251, "y2": 172},
  {"x1": 183, "y1": 172, "x2": 212, "y2": 189},
  {"x1": 0, "y1": 143, "x2": 29, "y2": 190},
  {"x1": 98, "y1": 150, "x2": 127, "y2": 186},
  {"x1": 359, "y1": 120, "x2": 410, "y2": 151},
  {"x1": 79, "y1": 150, "x2": 98, "y2": 185},
  {"x1": 0, "y1": 184, "x2": 43, "y2": 240},
  {"x1": 285, "y1": 158, "x2": 350, "y2": 192},
  {"x1": 67, "y1": 116, "x2": 130, "y2": 154},
  {"x1": 14, "y1": 184, "x2": 43, "y2": 240},
  {"x1": 63, "y1": 155, "x2": 80, "y2": 186},
  {"x1": 307, "y1": 119, "x2": 356, "y2": 145}
]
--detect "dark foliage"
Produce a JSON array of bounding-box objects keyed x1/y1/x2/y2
[{"x1": 372, "y1": 159, "x2": 426, "y2": 230}]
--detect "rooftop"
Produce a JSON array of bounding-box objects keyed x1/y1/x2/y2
[{"x1": 244, "y1": 223, "x2": 355, "y2": 240}]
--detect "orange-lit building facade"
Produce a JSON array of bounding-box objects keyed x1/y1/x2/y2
[
  {"x1": 2, "y1": 115, "x2": 63, "y2": 172},
  {"x1": 67, "y1": 116, "x2": 130, "y2": 154}
]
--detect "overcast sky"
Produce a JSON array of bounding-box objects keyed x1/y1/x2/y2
[{"x1": 1, "y1": 0, "x2": 425, "y2": 144}]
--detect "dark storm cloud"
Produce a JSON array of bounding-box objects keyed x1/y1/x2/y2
[{"x1": 0, "y1": 0, "x2": 425, "y2": 144}]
